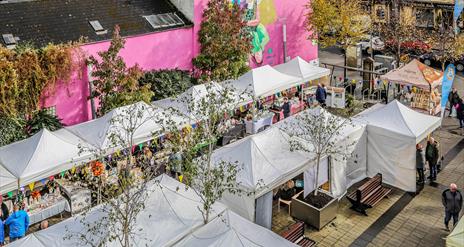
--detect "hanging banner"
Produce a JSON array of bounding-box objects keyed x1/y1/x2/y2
[
  {"x1": 440, "y1": 64, "x2": 456, "y2": 119},
  {"x1": 454, "y1": 0, "x2": 464, "y2": 21}
]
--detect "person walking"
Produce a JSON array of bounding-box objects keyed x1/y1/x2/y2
[
  {"x1": 442, "y1": 183, "x2": 463, "y2": 231},
  {"x1": 282, "y1": 97, "x2": 291, "y2": 118},
  {"x1": 315, "y1": 84, "x2": 326, "y2": 107},
  {"x1": 425, "y1": 137, "x2": 439, "y2": 181},
  {"x1": 416, "y1": 144, "x2": 425, "y2": 184},
  {"x1": 5, "y1": 204, "x2": 29, "y2": 242},
  {"x1": 456, "y1": 98, "x2": 464, "y2": 129},
  {"x1": 448, "y1": 88, "x2": 460, "y2": 117},
  {"x1": 0, "y1": 196, "x2": 8, "y2": 239}
]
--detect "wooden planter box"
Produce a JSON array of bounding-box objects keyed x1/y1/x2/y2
[{"x1": 290, "y1": 190, "x2": 338, "y2": 230}]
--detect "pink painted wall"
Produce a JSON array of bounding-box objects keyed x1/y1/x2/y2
[
  {"x1": 41, "y1": 27, "x2": 195, "y2": 126},
  {"x1": 42, "y1": 0, "x2": 317, "y2": 126}
]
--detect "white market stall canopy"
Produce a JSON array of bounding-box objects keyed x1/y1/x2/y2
[
  {"x1": 380, "y1": 59, "x2": 443, "y2": 90},
  {"x1": 66, "y1": 101, "x2": 168, "y2": 151},
  {"x1": 153, "y1": 83, "x2": 231, "y2": 120},
  {"x1": 355, "y1": 100, "x2": 441, "y2": 192},
  {"x1": 212, "y1": 127, "x2": 311, "y2": 196},
  {"x1": 0, "y1": 128, "x2": 93, "y2": 194},
  {"x1": 274, "y1": 56, "x2": 330, "y2": 84},
  {"x1": 225, "y1": 65, "x2": 300, "y2": 99},
  {"x1": 174, "y1": 209, "x2": 297, "y2": 247},
  {"x1": 446, "y1": 217, "x2": 464, "y2": 247},
  {"x1": 356, "y1": 100, "x2": 441, "y2": 143},
  {"x1": 8, "y1": 175, "x2": 292, "y2": 247}
]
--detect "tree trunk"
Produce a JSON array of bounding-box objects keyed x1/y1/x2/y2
[
  {"x1": 397, "y1": 41, "x2": 401, "y2": 68},
  {"x1": 314, "y1": 155, "x2": 321, "y2": 196}
]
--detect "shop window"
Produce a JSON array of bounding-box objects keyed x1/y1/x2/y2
[{"x1": 415, "y1": 8, "x2": 434, "y2": 28}]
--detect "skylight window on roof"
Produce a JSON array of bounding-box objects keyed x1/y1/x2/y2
[
  {"x1": 144, "y1": 13, "x2": 184, "y2": 30},
  {"x1": 2, "y1": 34, "x2": 15, "y2": 45},
  {"x1": 89, "y1": 20, "x2": 107, "y2": 35}
]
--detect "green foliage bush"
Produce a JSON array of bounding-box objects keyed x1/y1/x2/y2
[{"x1": 139, "y1": 69, "x2": 196, "y2": 101}]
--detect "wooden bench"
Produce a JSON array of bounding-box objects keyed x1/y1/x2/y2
[
  {"x1": 280, "y1": 222, "x2": 316, "y2": 247},
  {"x1": 347, "y1": 173, "x2": 392, "y2": 216}
]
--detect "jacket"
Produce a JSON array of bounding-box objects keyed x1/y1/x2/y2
[
  {"x1": 0, "y1": 219, "x2": 4, "y2": 243},
  {"x1": 457, "y1": 102, "x2": 464, "y2": 120},
  {"x1": 316, "y1": 87, "x2": 325, "y2": 102},
  {"x1": 1, "y1": 202, "x2": 8, "y2": 221},
  {"x1": 5, "y1": 210, "x2": 29, "y2": 238},
  {"x1": 448, "y1": 91, "x2": 460, "y2": 105},
  {"x1": 282, "y1": 102, "x2": 291, "y2": 114},
  {"x1": 425, "y1": 142, "x2": 438, "y2": 165},
  {"x1": 416, "y1": 149, "x2": 425, "y2": 169},
  {"x1": 442, "y1": 189, "x2": 463, "y2": 214}
]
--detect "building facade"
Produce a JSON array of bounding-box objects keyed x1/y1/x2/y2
[
  {"x1": 362, "y1": 0, "x2": 460, "y2": 30},
  {"x1": 0, "y1": 0, "x2": 318, "y2": 125}
]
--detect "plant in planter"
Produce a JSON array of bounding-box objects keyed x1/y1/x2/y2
[{"x1": 280, "y1": 108, "x2": 354, "y2": 229}]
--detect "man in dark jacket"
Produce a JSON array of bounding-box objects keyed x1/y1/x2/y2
[
  {"x1": 416, "y1": 144, "x2": 425, "y2": 184},
  {"x1": 0, "y1": 195, "x2": 8, "y2": 238},
  {"x1": 425, "y1": 137, "x2": 439, "y2": 181},
  {"x1": 456, "y1": 98, "x2": 464, "y2": 128},
  {"x1": 282, "y1": 97, "x2": 291, "y2": 118},
  {"x1": 315, "y1": 84, "x2": 326, "y2": 107},
  {"x1": 442, "y1": 183, "x2": 463, "y2": 230},
  {"x1": 448, "y1": 88, "x2": 460, "y2": 117}
]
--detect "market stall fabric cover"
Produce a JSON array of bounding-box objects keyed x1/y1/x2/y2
[
  {"x1": 7, "y1": 175, "x2": 292, "y2": 247},
  {"x1": 66, "y1": 101, "x2": 164, "y2": 151},
  {"x1": 225, "y1": 65, "x2": 300, "y2": 98},
  {"x1": 0, "y1": 128, "x2": 92, "y2": 194},
  {"x1": 355, "y1": 100, "x2": 441, "y2": 192},
  {"x1": 7, "y1": 174, "x2": 226, "y2": 247},
  {"x1": 380, "y1": 59, "x2": 443, "y2": 90},
  {"x1": 274, "y1": 56, "x2": 330, "y2": 84},
  {"x1": 174, "y1": 209, "x2": 297, "y2": 247}
]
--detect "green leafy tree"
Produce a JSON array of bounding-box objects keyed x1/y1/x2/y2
[
  {"x1": 88, "y1": 25, "x2": 153, "y2": 116},
  {"x1": 306, "y1": 0, "x2": 369, "y2": 75},
  {"x1": 193, "y1": 0, "x2": 251, "y2": 82},
  {"x1": 281, "y1": 109, "x2": 354, "y2": 196},
  {"x1": 162, "y1": 83, "x2": 246, "y2": 224},
  {"x1": 138, "y1": 69, "x2": 196, "y2": 101},
  {"x1": 0, "y1": 115, "x2": 26, "y2": 146},
  {"x1": 67, "y1": 103, "x2": 162, "y2": 247},
  {"x1": 26, "y1": 109, "x2": 63, "y2": 136}
]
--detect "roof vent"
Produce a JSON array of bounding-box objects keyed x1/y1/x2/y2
[
  {"x1": 89, "y1": 20, "x2": 107, "y2": 35},
  {"x1": 143, "y1": 13, "x2": 184, "y2": 30},
  {"x1": 2, "y1": 34, "x2": 17, "y2": 49}
]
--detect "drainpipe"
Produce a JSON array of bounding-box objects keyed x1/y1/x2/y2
[
  {"x1": 87, "y1": 64, "x2": 97, "y2": 119},
  {"x1": 283, "y1": 21, "x2": 287, "y2": 63}
]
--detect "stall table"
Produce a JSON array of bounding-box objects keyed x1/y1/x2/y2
[
  {"x1": 57, "y1": 179, "x2": 92, "y2": 215},
  {"x1": 245, "y1": 113, "x2": 274, "y2": 134},
  {"x1": 28, "y1": 194, "x2": 69, "y2": 225}
]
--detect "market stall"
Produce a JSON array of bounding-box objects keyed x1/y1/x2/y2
[
  {"x1": 380, "y1": 59, "x2": 443, "y2": 115},
  {"x1": 0, "y1": 128, "x2": 93, "y2": 194},
  {"x1": 274, "y1": 56, "x2": 330, "y2": 88},
  {"x1": 225, "y1": 65, "x2": 300, "y2": 99},
  {"x1": 355, "y1": 100, "x2": 441, "y2": 192},
  {"x1": 277, "y1": 108, "x2": 367, "y2": 198},
  {"x1": 66, "y1": 101, "x2": 168, "y2": 153},
  {"x1": 56, "y1": 179, "x2": 91, "y2": 214}
]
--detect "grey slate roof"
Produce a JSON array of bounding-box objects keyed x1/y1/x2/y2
[{"x1": 0, "y1": 0, "x2": 192, "y2": 47}]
